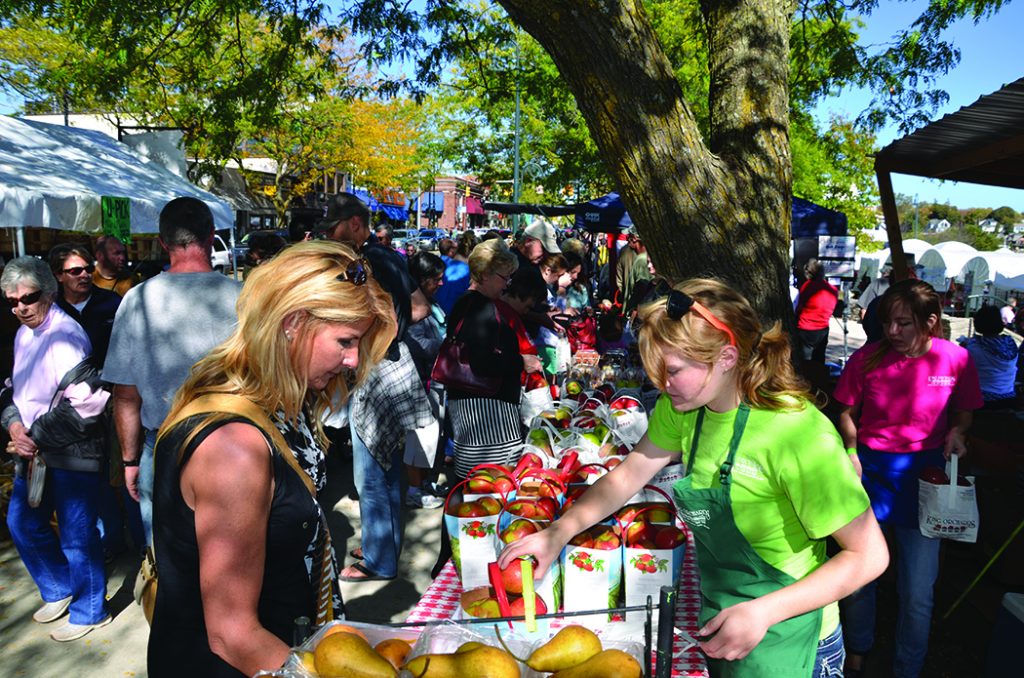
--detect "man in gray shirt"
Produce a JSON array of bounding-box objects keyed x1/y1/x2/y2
[{"x1": 102, "y1": 197, "x2": 241, "y2": 545}]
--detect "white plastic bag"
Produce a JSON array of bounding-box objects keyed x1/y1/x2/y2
[
  {"x1": 520, "y1": 386, "x2": 554, "y2": 427},
  {"x1": 918, "y1": 454, "x2": 979, "y2": 543}
]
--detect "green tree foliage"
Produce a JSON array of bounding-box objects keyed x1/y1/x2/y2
[{"x1": 989, "y1": 206, "x2": 1021, "y2": 228}]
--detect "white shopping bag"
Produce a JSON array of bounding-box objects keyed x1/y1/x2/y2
[
  {"x1": 521, "y1": 385, "x2": 555, "y2": 427},
  {"x1": 918, "y1": 454, "x2": 979, "y2": 543}
]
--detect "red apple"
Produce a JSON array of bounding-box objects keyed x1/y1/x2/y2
[
  {"x1": 569, "y1": 532, "x2": 594, "y2": 548},
  {"x1": 616, "y1": 506, "x2": 639, "y2": 524},
  {"x1": 500, "y1": 519, "x2": 540, "y2": 544},
  {"x1": 920, "y1": 466, "x2": 949, "y2": 484},
  {"x1": 493, "y1": 476, "x2": 516, "y2": 494},
  {"x1": 464, "y1": 597, "x2": 501, "y2": 618},
  {"x1": 477, "y1": 496, "x2": 502, "y2": 516},
  {"x1": 609, "y1": 396, "x2": 641, "y2": 410},
  {"x1": 654, "y1": 525, "x2": 685, "y2": 549},
  {"x1": 591, "y1": 527, "x2": 621, "y2": 550},
  {"x1": 456, "y1": 501, "x2": 486, "y2": 517},
  {"x1": 467, "y1": 477, "x2": 495, "y2": 493},
  {"x1": 509, "y1": 595, "x2": 547, "y2": 616},
  {"x1": 499, "y1": 561, "x2": 525, "y2": 594},
  {"x1": 644, "y1": 504, "x2": 673, "y2": 523},
  {"x1": 625, "y1": 520, "x2": 654, "y2": 546},
  {"x1": 595, "y1": 384, "x2": 615, "y2": 401},
  {"x1": 605, "y1": 457, "x2": 623, "y2": 469},
  {"x1": 536, "y1": 497, "x2": 558, "y2": 518}
]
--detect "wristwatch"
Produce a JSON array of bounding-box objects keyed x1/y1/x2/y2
[{"x1": 122, "y1": 458, "x2": 140, "y2": 467}]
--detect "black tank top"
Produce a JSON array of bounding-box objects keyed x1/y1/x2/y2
[{"x1": 148, "y1": 415, "x2": 320, "y2": 678}]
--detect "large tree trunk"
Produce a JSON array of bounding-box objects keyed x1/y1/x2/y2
[{"x1": 498, "y1": 0, "x2": 795, "y2": 325}]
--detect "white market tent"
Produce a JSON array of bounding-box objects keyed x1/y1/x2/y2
[
  {"x1": 858, "y1": 239, "x2": 935, "y2": 281},
  {"x1": 961, "y1": 250, "x2": 1024, "y2": 293},
  {"x1": 917, "y1": 247, "x2": 978, "y2": 289},
  {"x1": 0, "y1": 116, "x2": 233, "y2": 255}
]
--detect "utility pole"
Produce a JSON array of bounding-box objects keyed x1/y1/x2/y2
[{"x1": 512, "y1": 36, "x2": 522, "y2": 232}]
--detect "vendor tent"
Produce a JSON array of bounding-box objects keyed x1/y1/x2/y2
[
  {"x1": 0, "y1": 116, "x2": 233, "y2": 252},
  {"x1": 961, "y1": 251, "x2": 1024, "y2": 293},
  {"x1": 918, "y1": 247, "x2": 977, "y2": 288},
  {"x1": 574, "y1": 192, "x2": 633, "y2": 232},
  {"x1": 858, "y1": 240, "x2": 935, "y2": 282},
  {"x1": 791, "y1": 197, "x2": 847, "y2": 237}
]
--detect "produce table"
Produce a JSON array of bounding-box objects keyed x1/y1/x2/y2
[{"x1": 406, "y1": 529, "x2": 709, "y2": 677}]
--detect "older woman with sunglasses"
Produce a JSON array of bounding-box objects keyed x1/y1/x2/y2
[
  {"x1": 1, "y1": 256, "x2": 112, "y2": 642},
  {"x1": 148, "y1": 241, "x2": 396, "y2": 677},
  {"x1": 501, "y1": 279, "x2": 888, "y2": 677},
  {"x1": 443, "y1": 239, "x2": 543, "y2": 479}
]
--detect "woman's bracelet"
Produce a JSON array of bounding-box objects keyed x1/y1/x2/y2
[
  {"x1": 122, "y1": 458, "x2": 140, "y2": 467},
  {"x1": 846, "y1": 447, "x2": 858, "y2": 456}
]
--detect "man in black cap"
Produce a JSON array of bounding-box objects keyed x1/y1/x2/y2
[{"x1": 316, "y1": 192, "x2": 435, "y2": 582}]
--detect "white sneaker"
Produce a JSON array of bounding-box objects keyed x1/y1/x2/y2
[
  {"x1": 50, "y1": 615, "x2": 112, "y2": 642},
  {"x1": 33, "y1": 596, "x2": 73, "y2": 624},
  {"x1": 406, "y1": 487, "x2": 444, "y2": 509}
]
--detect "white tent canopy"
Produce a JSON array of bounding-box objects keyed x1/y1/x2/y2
[
  {"x1": 858, "y1": 239, "x2": 936, "y2": 282},
  {"x1": 917, "y1": 248, "x2": 977, "y2": 289},
  {"x1": 0, "y1": 116, "x2": 233, "y2": 247},
  {"x1": 962, "y1": 251, "x2": 1024, "y2": 293}
]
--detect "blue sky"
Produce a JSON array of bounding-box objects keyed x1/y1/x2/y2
[{"x1": 813, "y1": 0, "x2": 1024, "y2": 211}]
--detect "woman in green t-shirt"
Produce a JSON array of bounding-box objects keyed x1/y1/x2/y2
[{"x1": 499, "y1": 278, "x2": 888, "y2": 677}]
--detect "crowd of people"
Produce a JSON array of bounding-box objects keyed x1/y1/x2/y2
[{"x1": 2, "y1": 190, "x2": 1010, "y2": 678}]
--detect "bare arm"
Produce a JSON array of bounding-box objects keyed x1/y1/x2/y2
[
  {"x1": 182, "y1": 422, "x2": 290, "y2": 676},
  {"x1": 498, "y1": 435, "x2": 678, "y2": 577},
  {"x1": 944, "y1": 409, "x2": 972, "y2": 459},
  {"x1": 837, "y1": 404, "x2": 862, "y2": 478},
  {"x1": 410, "y1": 288, "x2": 430, "y2": 323},
  {"x1": 113, "y1": 384, "x2": 144, "y2": 500},
  {"x1": 699, "y1": 508, "x2": 888, "y2": 661}
]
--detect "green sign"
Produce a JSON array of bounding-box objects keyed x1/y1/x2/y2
[{"x1": 101, "y1": 196, "x2": 131, "y2": 243}]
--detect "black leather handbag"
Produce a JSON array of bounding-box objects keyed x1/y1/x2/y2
[{"x1": 430, "y1": 308, "x2": 503, "y2": 397}]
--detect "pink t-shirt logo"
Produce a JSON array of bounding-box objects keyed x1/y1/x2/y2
[{"x1": 927, "y1": 376, "x2": 956, "y2": 388}]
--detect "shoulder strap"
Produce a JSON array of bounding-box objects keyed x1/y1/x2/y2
[{"x1": 158, "y1": 394, "x2": 315, "y2": 496}]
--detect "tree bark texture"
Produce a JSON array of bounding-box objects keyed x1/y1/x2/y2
[{"x1": 498, "y1": 0, "x2": 796, "y2": 325}]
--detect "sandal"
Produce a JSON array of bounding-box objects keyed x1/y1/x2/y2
[
  {"x1": 338, "y1": 561, "x2": 394, "y2": 582},
  {"x1": 349, "y1": 547, "x2": 363, "y2": 560}
]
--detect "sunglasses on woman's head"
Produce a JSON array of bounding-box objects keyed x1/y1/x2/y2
[
  {"x1": 336, "y1": 259, "x2": 368, "y2": 286},
  {"x1": 666, "y1": 290, "x2": 737, "y2": 346},
  {"x1": 62, "y1": 264, "x2": 95, "y2": 276},
  {"x1": 6, "y1": 289, "x2": 44, "y2": 308}
]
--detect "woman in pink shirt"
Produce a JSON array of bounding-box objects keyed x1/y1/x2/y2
[{"x1": 833, "y1": 279, "x2": 983, "y2": 677}]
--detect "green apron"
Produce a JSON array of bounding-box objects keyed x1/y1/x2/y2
[{"x1": 674, "y1": 404, "x2": 822, "y2": 677}]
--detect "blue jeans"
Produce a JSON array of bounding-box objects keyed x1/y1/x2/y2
[
  {"x1": 843, "y1": 525, "x2": 940, "y2": 677},
  {"x1": 351, "y1": 424, "x2": 403, "y2": 578},
  {"x1": 138, "y1": 429, "x2": 158, "y2": 548},
  {"x1": 812, "y1": 624, "x2": 846, "y2": 678},
  {"x1": 7, "y1": 467, "x2": 109, "y2": 624}
]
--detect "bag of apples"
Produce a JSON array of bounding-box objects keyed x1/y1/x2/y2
[
  {"x1": 493, "y1": 500, "x2": 562, "y2": 618},
  {"x1": 560, "y1": 523, "x2": 624, "y2": 628},
  {"x1": 607, "y1": 392, "x2": 648, "y2": 446},
  {"x1": 618, "y1": 495, "x2": 688, "y2": 623},
  {"x1": 444, "y1": 477, "x2": 508, "y2": 589},
  {"x1": 918, "y1": 454, "x2": 979, "y2": 543}
]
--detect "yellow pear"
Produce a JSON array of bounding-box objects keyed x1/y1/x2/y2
[
  {"x1": 526, "y1": 625, "x2": 602, "y2": 672},
  {"x1": 550, "y1": 648, "x2": 642, "y2": 678},
  {"x1": 402, "y1": 644, "x2": 520, "y2": 678},
  {"x1": 374, "y1": 638, "x2": 413, "y2": 669},
  {"x1": 314, "y1": 631, "x2": 398, "y2": 678},
  {"x1": 456, "y1": 641, "x2": 487, "y2": 653}
]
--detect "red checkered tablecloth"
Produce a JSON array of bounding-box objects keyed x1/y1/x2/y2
[{"x1": 406, "y1": 529, "x2": 708, "y2": 677}]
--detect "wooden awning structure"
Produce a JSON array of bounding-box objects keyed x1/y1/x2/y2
[{"x1": 874, "y1": 76, "x2": 1024, "y2": 280}]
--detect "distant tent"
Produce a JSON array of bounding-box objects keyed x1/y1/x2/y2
[{"x1": 574, "y1": 192, "x2": 633, "y2": 233}]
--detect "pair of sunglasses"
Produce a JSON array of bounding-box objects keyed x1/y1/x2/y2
[
  {"x1": 6, "y1": 289, "x2": 44, "y2": 308},
  {"x1": 666, "y1": 290, "x2": 737, "y2": 346},
  {"x1": 336, "y1": 259, "x2": 369, "y2": 285},
  {"x1": 62, "y1": 264, "x2": 95, "y2": 276}
]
